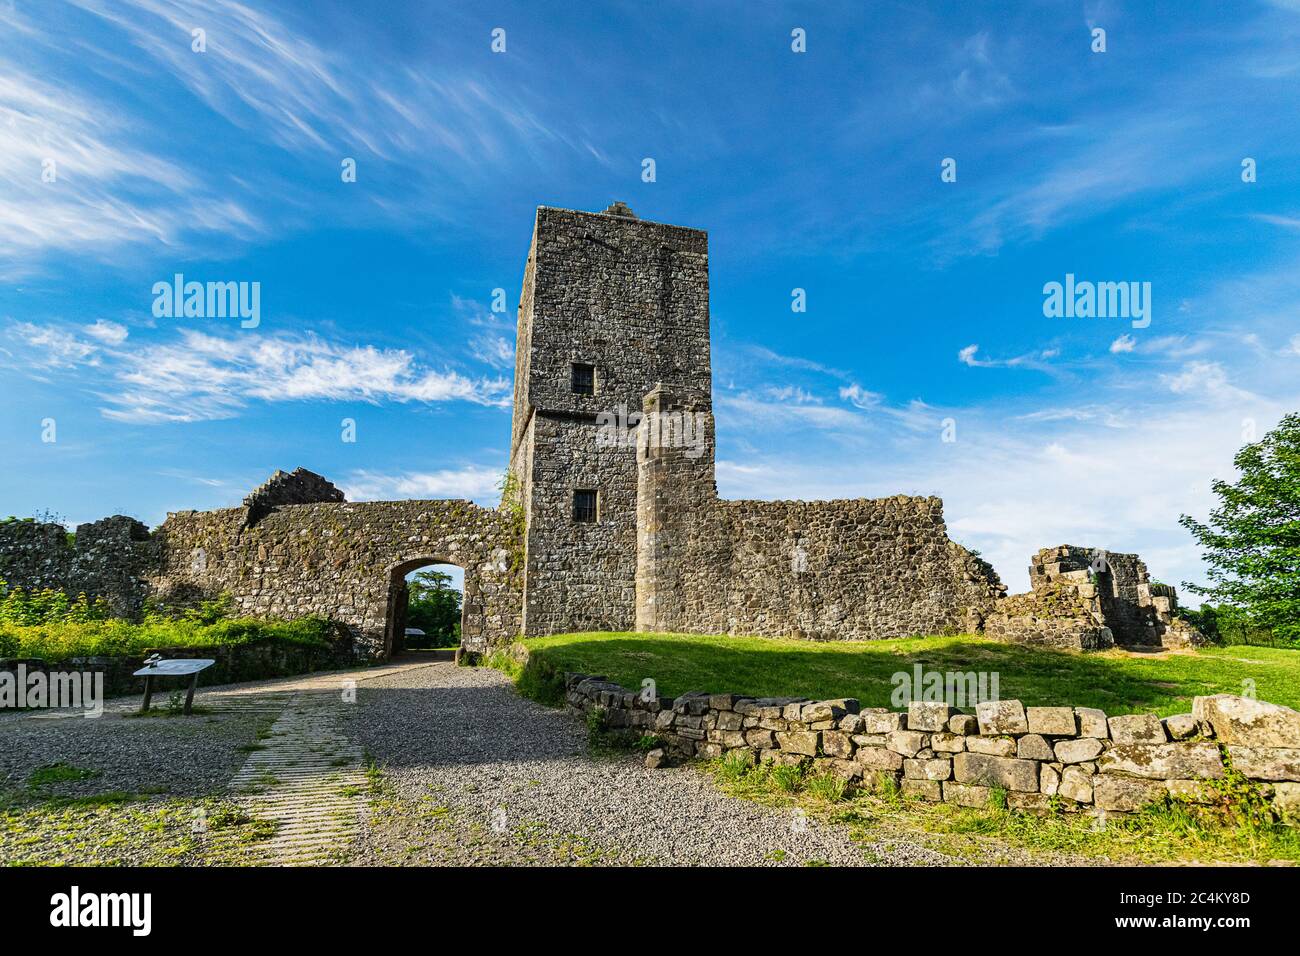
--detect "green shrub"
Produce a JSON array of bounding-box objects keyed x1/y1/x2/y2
[
  {"x1": 0, "y1": 615, "x2": 334, "y2": 661},
  {"x1": 0, "y1": 577, "x2": 112, "y2": 627}
]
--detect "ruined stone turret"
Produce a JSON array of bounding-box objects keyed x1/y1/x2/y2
[{"x1": 243, "y1": 468, "x2": 345, "y2": 527}]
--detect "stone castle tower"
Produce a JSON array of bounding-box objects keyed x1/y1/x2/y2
[
  {"x1": 507, "y1": 202, "x2": 715, "y2": 635},
  {"x1": 506, "y1": 202, "x2": 1005, "y2": 642}
]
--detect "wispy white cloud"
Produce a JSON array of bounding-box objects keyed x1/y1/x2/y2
[
  {"x1": 1251, "y1": 213, "x2": 1300, "y2": 230},
  {"x1": 1159, "y1": 360, "x2": 1256, "y2": 405},
  {"x1": 85, "y1": 320, "x2": 129, "y2": 345},
  {"x1": 839, "y1": 383, "x2": 883, "y2": 409},
  {"x1": 3, "y1": 322, "x2": 510, "y2": 423},
  {"x1": 958, "y1": 343, "x2": 1060, "y2": 370}
]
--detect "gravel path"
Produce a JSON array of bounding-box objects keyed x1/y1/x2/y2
[
  {"x1": 0, "y1": 657, "x2": 954, "y2": 866},
  {"x1": 352, "y1": 660, "x2": 951, "y2": 866}
]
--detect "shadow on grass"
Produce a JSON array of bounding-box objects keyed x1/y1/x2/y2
[{"x1": 523, "y1": 633, "x2": 1300, "y2": 716}]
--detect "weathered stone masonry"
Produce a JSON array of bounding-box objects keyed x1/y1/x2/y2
[
  {"x1": 0, "y1": 204, "x2": 1204, "y2": 656},
  {"x1": 153, "y1": 493, "x2": 521, "y2": 658},
  {"x1": 1, "y1": 469, "x2": 522, "y2": 659},
  {"x1": 567, "y1": 677, "x2": 1300, "y2": 820}
]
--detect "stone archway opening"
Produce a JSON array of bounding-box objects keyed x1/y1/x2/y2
[{"x1": 384, "y1": 558, "x2": 465, "y2": 658}]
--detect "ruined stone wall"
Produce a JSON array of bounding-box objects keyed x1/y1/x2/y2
[
  {"x1": 634, "y1": 386, "x2": 1003, "y2": 641},
  {"x1": 152, "y1": 499, "x2": 522, "y2": 658},
  {"x1": 566, "y1": 677, "x2": 1300, "y2": 821},
  {"x1": 0, "y1": 516, "x2": 158, "y2": 618},
  {"x1": 985, "y1": 545, "x2": 1205, "y2": 650},
  {"x1": 508, "y1": 204, "x2": 712, "y2": 637}
]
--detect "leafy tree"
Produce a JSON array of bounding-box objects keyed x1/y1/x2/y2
[
  {"x1": 1180, "y1": 413, "x2": 1300, "y2": 644},
  {"x1": 404, "y1": 569, "x2": 462, "y2": 648}
]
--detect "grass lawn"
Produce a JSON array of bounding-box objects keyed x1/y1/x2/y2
[{"x1": 520, "y1": 631, "x2": 1300, "y2": 716}]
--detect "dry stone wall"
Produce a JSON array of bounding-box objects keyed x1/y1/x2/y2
[{"x1": 566, "y1": 677, "x2": 1300, "y2": 820}]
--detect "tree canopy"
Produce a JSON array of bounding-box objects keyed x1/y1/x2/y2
[{"x1": 1180, "y1": 412, "x2": 1300, "y2": 644}]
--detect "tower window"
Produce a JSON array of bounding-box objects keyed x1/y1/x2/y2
[
  {"x1": 571, "y1": 362, "x2": 595, "y2": 395},
  {"x1": 573, "y1": 489, "x2": 598, "y2": 523}
]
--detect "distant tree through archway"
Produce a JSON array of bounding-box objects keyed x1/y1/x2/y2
[{"x1": 384, "y1": 559, "x2": 463, "y2": 655}]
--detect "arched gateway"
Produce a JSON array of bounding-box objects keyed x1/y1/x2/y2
[{"x1": 153, "y1": 482, "x2": 522, "y2": 659}]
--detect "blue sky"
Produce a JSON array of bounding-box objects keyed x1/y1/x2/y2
[{"x1": 2, "y1": 0, "x2": 1300, "y2": 596}]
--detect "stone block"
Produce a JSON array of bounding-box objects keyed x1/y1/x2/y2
[
  {"x1": 1017, "y1": 734, "x2": 1055, "y2": 761},
  {"x1": 744, "y1": 729, "x2": 776, "y2": 749},
  {"x1": 801, "y1": 698, "x2": 859, "y2": 722},
  {"x1": 822, "y1": 730, "x2": 855, "y2": 759},
  {"x1": 1273, "y1": 782, "x2": 1300, "y2": 816},
  {"x1": 1098, "y1": 743, "x2": 1224, "y2": 780},
  {"x1": 886, "y1": 730, "x2": 928, "y2": 757},
  {"x1": 862, "y1": 712, "x2": 906, "y2": 734},
  {"x1": 1225, "y1": 747, "x2": 1300, "y2": 782},
  {"x1": 907, "y1": 701, "x2": 956, "y2": 732},
  {"x1": 947, "y1": 714, "x2": 979, "y2": 735},
  {"x1": 1058, "y1": 766, "x2": 1094, "y2": 803},
  {"x1": 1075, "y1": 707, "x2": 1109, "y2": 739},
  {"x1": 1163, "y1": 713, "x2": 1199, "y2": 740},
  {"x1": 1027, "y1": 706, "x2": 1077, "y2": 736},
  {"x1": 976, "y1": 699, "x2": 1028, "y2": 735},
  {"x1": 1193, "y1": 695, "x2": 1300, "y2": 747},
  {"x1": 952, "y1": 752, "x2": 1039, "y2": 792},
  {"x1": 1040, "y1": 763, "x2": 1061, "y2": 796},
  {"x1": 715, "y1": 711, "x2": 744, "y2": 731},
  {"x1": 1054, "y1": 737, "x2": 1104, "y2": 764},
  {"x1": 1093, "y1": 775, "x2": 1165, "y2": 811},
  {"x1": 903, "y1": 757, "x2": 952, "y2": 781},
  {"x1": 931, "y1": 732, "x2": 966, "y2": 753},
  {"x1": 774, "y1": 730, "x2": 820, "y2": 757},
  {"x1": 966, "y1": 735, "x2": 1016, "y2": 757},
  {"x1": 1108, "y1": 714, "x2": 1166, "y2": 744},
  {"x1": 856, "y1": 747, "x2": 904, "y2": 772}
]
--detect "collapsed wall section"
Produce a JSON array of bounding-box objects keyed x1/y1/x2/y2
[{"x1": 984, "y1": 545, "x2": 1207, "y2": 650}]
